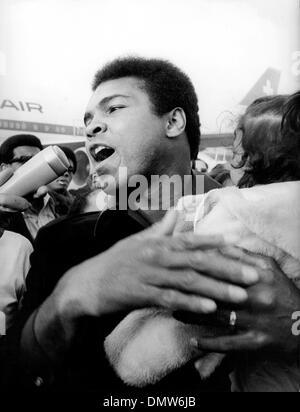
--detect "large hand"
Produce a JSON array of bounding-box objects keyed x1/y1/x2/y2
[
  {"x1": 26, "y1": 213, "x2": 261, "y2": 366},
  {"x1": 194, "y1": 248, "x2": 300, "y2": 356},
  {"x1": 54, "y1": 211, "x2": 260, "y2": 320},
  {"x1": 0, "y1": 168, "x2": 31, "y2": 212}
]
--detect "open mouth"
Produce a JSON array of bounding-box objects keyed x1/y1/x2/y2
[{"x1": 91, "y1": 145, "x2": 115, "y2": 163}]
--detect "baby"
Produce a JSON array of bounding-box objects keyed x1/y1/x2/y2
[{"x1": 104, "y1": 181, "x2": 300, "y2": 392}]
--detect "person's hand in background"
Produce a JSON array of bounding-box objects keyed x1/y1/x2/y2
[
  {"x1": 32, "y1": 185, "x2": 49, "y2": 199},
  {"x1": 0, "y1": 168, "x2": 31, "y2": 212}
]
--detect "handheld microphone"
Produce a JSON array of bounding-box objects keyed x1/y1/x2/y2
[{"x1": 0, "y1": 145, "x2": 70, "y2": 197}]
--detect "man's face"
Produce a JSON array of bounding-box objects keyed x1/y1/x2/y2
[
  {"x1": 9, "y1": 146, "x2": 41, "y2": 171},
  {"x1": 84, "y1": 77, "x2": 168, "y2": 194},
  {"x1": 47, "y1": 159, "x2": 75, "y2": 193}
]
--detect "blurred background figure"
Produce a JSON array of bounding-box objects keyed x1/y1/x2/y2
[
  {"x1": 69, "y1": 173, "x2": 108, "y2": 216},
  {"x1": 47, "y1": 146, "x2": 77, "y2": 216},
  {"x1": 0, "y1": 168, "x2": 33, "y2": 333},
  {"x1": 47, "y1": 146, "x2": 77, "y2": 194},
  {"x1": 0, "y1": 136, "x2": 77, "y2": 241},
  {"x1": 0, "y1": 228, "x2": 32, "y2": 332},
  {"x1": 0, "y1": 134, "x2": 43, "y2": 172},
  {"x1": 229, "y1": 94, "x2": 300, "y2": 188},
  {"x1": 0, "y1": 134, "x2": 48, "y2": 241}
]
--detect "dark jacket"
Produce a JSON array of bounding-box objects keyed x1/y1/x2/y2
[
  {"x1": 0, "y1": 191, "x2": 75, "y2": 245},
  {"x1": 0, "y1": 212, "x2": 33, "y2": 243}
]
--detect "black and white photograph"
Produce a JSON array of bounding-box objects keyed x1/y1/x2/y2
[{"x1": 0, "y1": 0, "x2": 300, "y2": 403}]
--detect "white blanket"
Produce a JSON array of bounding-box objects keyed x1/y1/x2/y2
[{"x1": 104, "y1": 182, "x2": 300, "y2": 389}]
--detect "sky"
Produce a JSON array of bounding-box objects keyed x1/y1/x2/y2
[{"x1": 0, "y1": 0, "x2": 299, "y2": 140}]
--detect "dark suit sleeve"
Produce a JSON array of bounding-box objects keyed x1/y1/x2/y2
[
  {"x1": 1, "y1": 224, "x2": 66, "y2": 389},
  {"x1": 19, "y1": 212, "x2": 101, "y2": 322},
  {"x1": 2, "y1": 213, "x2": 100, "y2": 389},
  {"x1": 0, "y1": 212, "x2": 33, "y2": 244}
]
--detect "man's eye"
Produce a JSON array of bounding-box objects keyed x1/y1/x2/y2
[{"x1": 107, "y1": 106, "x2": 124, "y2": 114}]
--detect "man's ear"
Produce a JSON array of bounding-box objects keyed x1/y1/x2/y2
[{"x1": 165, "y1": 107, "x2": 186, "y2": 138}]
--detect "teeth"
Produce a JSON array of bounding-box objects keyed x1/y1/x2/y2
[{"x1": 93, "y1": 145, "x2": 115, "y2": 162}]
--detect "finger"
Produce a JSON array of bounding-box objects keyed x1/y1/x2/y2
[
  {"x1": 219, "y1": 246, "x2": 257, "y2": 262},
  {"x1": 148, "y1": 269, "x2": 248, "y2": 304},
  {"x1": 151, "y1": 287, "x2": 218, "y2": 314},
  {"x1": 0, "y1": 206, "x2": 22, "y2": 213},
  {"x1": 148, "y1": 249, "x2": 259, "y2": 286},
  {"x1": 220, "y1": 246, "x2": 277, "y2": 271},
  {"x1": 0, "y1": 168, "x2": 13, "y2": 186},
  {"x1": 194, "y1": 353, "x2": 226, "y2": 379},
  {"x1": 219, "y1": 246, "x2": 278, "y2": 284},
  {"x1": 169, "y1": 233, "x2": 227, "y2": 251},
  {"x1": 0, "y1": 194, "x2": 31, "y2": 211},
  {"x1": 175, "y1": 308, "x2": 254, "y2": 331},
  {"x1": 153, "y1": 209, "x2": 179, "y2": 236},
  {"x1": 212, "y1": 309, "x2": 254, "y2": 330},
  {"x1": 196, "y1": 331, "x2": 267, "y2": 352},
  {"x1": 246, "y1": 283, "x2": 277, "y2": 310},
  {"x1": 33, "y1": 186, "x2": 49, "y2": 199}
]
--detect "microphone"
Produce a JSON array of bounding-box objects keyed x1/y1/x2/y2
[{"x1": 0, "y1": 145, "x2": 70, "y2": 197}]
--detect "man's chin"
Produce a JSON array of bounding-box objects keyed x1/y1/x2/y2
[
  {"x1": 101, "y1": 178, "x2": 131, "y2": 198},
  {"x1": 96, "y1": 176, "x2": 118, "y2": 196},
  {"x1": 101, "y1": 185, "x2": 117, "y2": 196},
  {"x1": 95, "y1": 166, "x2": 131, "y2": 196}
]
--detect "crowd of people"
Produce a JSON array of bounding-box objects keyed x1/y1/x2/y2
[{"x1": 0, "y1": 56, "x2": 299, "y2": 394}]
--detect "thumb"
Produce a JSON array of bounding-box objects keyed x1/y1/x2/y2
[
  {"x1": 146, "y1": 209, "x2": 179, "y2": 237},
  {"x1": 0, "y1": 168, "x2": 14, "y2": 187},
  {"x1": 33, "y1": 185, "x2": 49, "y2": 199}
]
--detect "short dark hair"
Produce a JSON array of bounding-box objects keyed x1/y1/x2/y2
[
  {"x1": 92, "y1": 57, "x2": 201, "y2": 160},
  {"x1": 0, "y1": 134, "x2": 43, "y2": 164},
  {"x1": 58, "y1": 146, "x2": 77, "y2": 173},
  {"x1": 235, "y1": 94, "x2": 300, "y2": 188}
]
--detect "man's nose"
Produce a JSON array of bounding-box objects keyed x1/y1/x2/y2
[{"x1": 86, "y1": 119, "x2": 107, "y2": 139}]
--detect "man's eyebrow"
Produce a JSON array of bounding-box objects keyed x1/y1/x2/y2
[
  {"x1": 84, "y1": 95, "x2": 130, "y2": 126},
  {"x1": 98, "y1": 94, "x2": 130, "y2": 107}
]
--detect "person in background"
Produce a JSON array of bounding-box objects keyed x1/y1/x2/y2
[
  {"x1": 0, "y1": 136, "x2": 76, "y2": 241},
  {"x1": 184, "y1": 92, "x2": 300, "y2": 391},
  {"x1": 0, "y1": 168, "x2": 32, "y2": 332},
  {"x1": 47, "y1": 146, "x2": 77, "y2": 216},
  {"x1": 229, "y1": 94, "x2": 298, "y2": 187},
  {"x1": 68, "y1": 173, "x2": 106, "y2": 216},
  {"x1": 0, "y1": 134, "x2": 44, "y2": 241}
]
